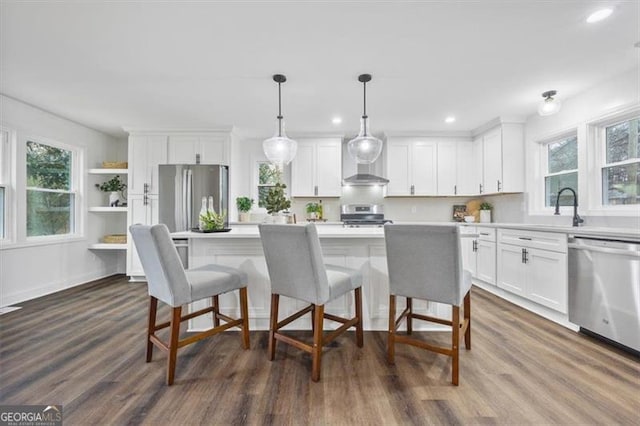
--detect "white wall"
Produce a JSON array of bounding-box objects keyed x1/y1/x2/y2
[
  {"x1": 524, "y1": 66, "x2": 640, "y2": 228},
  {"x1": 0, "y1": 95, "x2": 126, "y2": 306}
]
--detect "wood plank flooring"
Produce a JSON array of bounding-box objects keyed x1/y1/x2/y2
[{"x1": 1, "y1": 274, "x2": 638, "y2": 425}]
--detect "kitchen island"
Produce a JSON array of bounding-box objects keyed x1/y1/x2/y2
[{"x1": 173, "y1": 224, "x2": 453, "y2": 331}]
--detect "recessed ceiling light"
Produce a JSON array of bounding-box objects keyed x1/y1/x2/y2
[
  {"x1": 586, "y1": 8, "x2": 613, "y2": 23},
  {"x1": 445, "y1": 116, "x2": 456, "y2": 123},
  {"x1": 332, "y1": 117, "x2": 342, "y2": 124}
]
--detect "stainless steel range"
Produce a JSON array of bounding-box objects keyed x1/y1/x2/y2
[{"x1": 341, "y1": 204, "x2": 392, "y2": 227}]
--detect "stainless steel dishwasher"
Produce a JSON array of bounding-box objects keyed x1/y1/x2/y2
[{"x1": 568, "y1": 236, "x2": 640, "y2": 353}]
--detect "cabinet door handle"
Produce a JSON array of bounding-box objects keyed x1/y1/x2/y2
[
  {"x1": 521, "y1": 248, "x2": 526, "y2": 263},
  {"x1": 524, "y1": 248, "x2": 529, "y2": 264},
  {"x1": 454, "y1": 185, "x2": 457, "y2": 195},
  {"x1": 144, "y1": 194, "x2": 148, "y2": 206},
  {"x1": 195, "y1": 153, "x2": 201, "y2": 164},
  {"x1": 473, "y1": 240, "x2": 477, "y2": 252},
  {"x1": 518, "y1": 237, "x2": 532, "y2": 241},
  {"x1": 314, "y1": 185, "x2": 318, "y2": 196},
  {"x1": 479, "y1": 183, "x2": 483, "y2": 194},
  {"x1": 410, "y1": 184, "x2": 415, "y2": 195},
  {"x1": 497, "y1": 180, "x2": 502, "y2": 192},
  {"x1": 480, "y1": 232, "x2": 489, "y2": 236}
]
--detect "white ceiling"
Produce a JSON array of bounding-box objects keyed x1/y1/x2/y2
[{"x1": 1, "y1": 1, "x2": 638, "y2": 138}]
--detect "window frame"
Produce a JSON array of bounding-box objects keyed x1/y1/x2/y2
[
  {"x1": 0, "y1": 126, "x2": 15, "y2": 242},
  {"x1": 24, "y1": 136, "x2": 83, "y2": 242},
  {"x1": 532, "y1": 129, "x2": 579, "y2": 215},
  {"x1": 587, "y1": 106, "x2": 640, "y2": 214}
]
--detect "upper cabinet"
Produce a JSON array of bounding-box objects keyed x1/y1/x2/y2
[
  {"x1": 128, "y1": 135, "x2": 167, "y2": 195},
  {"x1": 291, "y1": 138, "x2": 342, "y2": 197},
  {"x1": 436, "y1": 140, "x2": 475, "y2": 196},
  {"x1": 167, "y1": 134, "x2": 230, "y2": 165},
  {"x1": 386, "y1": 138, "x2": 437, "y2": 196},
  {"x1": 473, "y1": 123, "x2": 524, "y2": 195}
]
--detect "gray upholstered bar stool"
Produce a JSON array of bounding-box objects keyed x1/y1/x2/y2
[
  {"x1": 129, "y1": 224, "x2": 250, "y2": 385},
  {"x1": 258, "y1": 223, "x2": 363, "y2": 382},
  {"x1": 384, "y1": 224, "x2": 471, "y2": 385}
]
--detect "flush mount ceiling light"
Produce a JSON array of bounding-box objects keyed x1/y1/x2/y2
[
  {"x1": 586, "y1": 8, "x2": 613, "y2": 23},
  {"x1": 538, "y1": 90, "x2": 562, "y2": 116},
  {"x1": 347, "y1": 74, "x2": 383, "y2": 164},
  {"x1": 263, "y1": 74, "x2": 297, "y2": 167}
]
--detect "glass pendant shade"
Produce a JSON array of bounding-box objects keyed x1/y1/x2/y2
[
  {"x1": 263, "y1": 120, "x2": 297, "y2": 166},
  {"x1": 538, "y1": 91, "x2": 562, "y2": 116},
  {"x1": 348, "y1": 116, "x2": 383, "y2": 164},
  {"x1": 263, "y1": 74, "x2": 297, "y2": 166}
]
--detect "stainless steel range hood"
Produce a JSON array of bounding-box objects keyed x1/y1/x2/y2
[{"x1": 342, "y1": 136, "x2": 389, "y2": 186}]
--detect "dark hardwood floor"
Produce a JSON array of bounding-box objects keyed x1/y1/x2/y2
[{"x1": 1, "y1": 275, "x2": 638, "y2": 425}]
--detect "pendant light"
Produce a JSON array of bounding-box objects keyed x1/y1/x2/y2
[
  {"x1": 347, "y1": 74, "x2": 383, "y2": 164},
  {"x1": 538, "y1": 90, "x2": 562, "y2": 116},
  {"x1": 263, "y1": 74, "x2": 297, "y2": 166}
]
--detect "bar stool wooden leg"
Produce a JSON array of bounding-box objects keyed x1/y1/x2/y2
[
  {"x1": 212, "y1": 295, "x2": 220, "y2": 327},
  {"x1": 146, "y1": 296, "x2": 158, "y2": 362},
  {"x1": 452, "y1": 305, "x2": 460, "y2": 386},
  {"x1": 239, "y1": 287, "x2": 250, "y2": 349},
  {"x1": 311, "y1": 305, "x2": 316, "y2": 336},
  {"x1": 355, "y1": 287, "x2": 364, "y2": 347},
  {"x1": 268, "y1": 294, "x2": 279, "y2": 361},
  {"x1": 388, "y1": 294, "x2": 396, "y2": 364},
  {"x1": 406, "y1": 297, "x2": 413, "y2": 335},
  {"x1": 311, "y1": 304, "x2": 324, "y2": 382},
  {"x1": 464, "y1": 291, "x2": 471, "y2": 350},
  {"x1": 167, "y1": 306, "x2": 182, "y2": 386}
]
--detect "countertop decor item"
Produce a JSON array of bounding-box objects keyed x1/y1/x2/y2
[
  {"x1": 479, "y1": 202, "x2": 492, "y2": 223},
  {"x1": 265, "y1": 183, "x2": 291, "y2": 223},
  {"x1": 236, "y1": 197, "x2": 253, "y2": 222},
  {"x1": 464, "y1": 216, "x2": 476, "y2": 223},
  {"x1": 306, "y1": 202, "x2": 322, "y2": 220},
  {"x1": 263, "y1": 74, "x2": 297, "y2": 167},
  {"x1": 199, "y1": 209, "x2": 226, "y2": 231},
  {"x1": 347, "y1": 74, "x2": 383, "y2": 164},
  {"x1": 452, "y1": 205, "x2": 467, "y2": 222}
]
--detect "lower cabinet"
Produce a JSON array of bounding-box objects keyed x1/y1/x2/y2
[
  {"x1": 460, "y1": 226, "x2": 496, "y2": 286},
  {"x1": 497, "y1": 229, "x2": 568, "y2": 313},
  {"x1": 126, "y1": 194, "x2": 159, "y2": 277}
]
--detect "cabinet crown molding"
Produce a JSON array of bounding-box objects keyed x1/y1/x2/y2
[{"x1": 122, "y1": 126, "x2": 234, "y2": 135}]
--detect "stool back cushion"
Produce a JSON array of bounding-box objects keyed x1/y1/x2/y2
[
  {"x1": 129, "y1": 224, "x2": 191, "y2": 307},
  {"x1": 384, "y1": 224, "x2": 464, "y2": 305},
  {"x1": 259, "y1": 224, "x2": 329, "y2": 305}
]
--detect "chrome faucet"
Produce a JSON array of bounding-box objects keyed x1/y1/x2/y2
[{"x1": 554, "y1": 187, "x2": 584, "y2": 227}]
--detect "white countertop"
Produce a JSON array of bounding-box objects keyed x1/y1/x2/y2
[{"x1": 172, "y1": 222, "x2": 639, "y2": 241}]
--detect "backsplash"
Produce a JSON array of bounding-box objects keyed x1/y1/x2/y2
[{"x1": 290, "y1": 187, "x2": 526, "y2": 223}]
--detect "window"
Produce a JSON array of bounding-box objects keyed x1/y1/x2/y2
[
  {"x1": 26, "y1": 140, "x2": 76, "y2": 237},
  {"x1": 0, "y1": 129, "x2": 8, "y2": 238},
  {"x1": 257, "y1": 162, "x2": 280, "y2": 208},
  {"x1": 601, "y1": 117, "x2": 639, "y2": 205},
  {"x1": 544, "y1": 135, "x2": 578, "y2": 207}
]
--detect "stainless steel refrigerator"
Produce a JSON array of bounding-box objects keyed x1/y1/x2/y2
[{"x1": 158, "y1": 164, "x2": 229, "y2": 233}]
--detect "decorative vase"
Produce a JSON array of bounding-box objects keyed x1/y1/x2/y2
[
  {"x1": 480, "y1": 210, "x2": 491, "y2": 223},
  {"x1": 108, "y1": 191, "x2": 120, "y2": 207},
  {"x1": 239, "y1": 212, "x2": 251, "y2": 223}
]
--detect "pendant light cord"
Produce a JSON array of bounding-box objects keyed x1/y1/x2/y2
[
  {"x1": 362, "y1": 80, "x2": 368, "y2": 136},
  {"x1": 277, "y1": 81, "x2": 283, "y2": 137}
]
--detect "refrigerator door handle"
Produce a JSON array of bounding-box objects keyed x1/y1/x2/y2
[{"x1": 186, "y1": 169, "x2": 193, "y2": 230}]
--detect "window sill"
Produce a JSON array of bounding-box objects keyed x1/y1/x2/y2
[{"x1": 0, "y1": 235, "x2": 86, "y2": 251}]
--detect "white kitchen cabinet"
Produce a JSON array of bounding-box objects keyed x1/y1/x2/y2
[
  {"x1": 473, "y1": 123, "x2": 524, "y2": 195},
  {"x1": 386, "y1": 138, "x2": 436, "y2": 196},
  {"x1": 128, "y1": 135, "x2": 167, "y2": 195},
  {"x1": 497, "y1": 229, "x2": 568, "y2": 313},
  {"x1": 291, "y1": 138, "x2": 341, "y2": 197},
  {"x1": 126, "y1": 194, "x2": 159, "y2": 277},
  {"x1": 437, "y1": 140, "x2": 476, "y2": 196},
  {"x1": 167, "y1": 134, "x2": 229, "y2": 165},
  {"x1": 437, "y1": 141, "x2": 457, "y2": 195},
  {"x1": 460, "y1": 226, "x2": 496, "y2": 285}
]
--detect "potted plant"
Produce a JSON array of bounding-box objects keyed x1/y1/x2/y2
[
  {"x1": 264, "y1": 183, "x2": 291, "y2": 223},
  {"x1": 236, "y1": 197, "x2": 253, "y2": 222},
  {"x1": 306, "y1": 202, "x2": 321, "y2": 220},
  {"x1": 95, "y1": 175, "x2": 126, "y2": 207},
  {"x1": 199, "y1": 209, "x2": 226, "y2": 231},
  {"x1": 479, "y1": 202, "x2": 492, "y2": 223}
]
